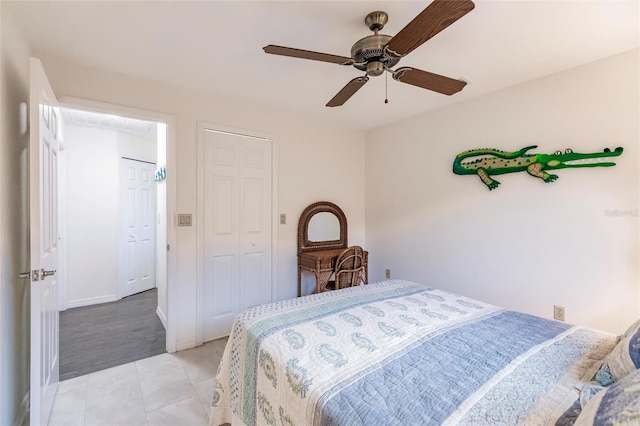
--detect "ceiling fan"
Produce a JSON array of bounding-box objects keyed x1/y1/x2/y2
[{"x1": 263, "y1": 0, "x2": 475, "y2": 107}]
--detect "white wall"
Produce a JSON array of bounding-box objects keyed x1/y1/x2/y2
[
  {"x1": 65, "y1": 125, "x2": 120, "y2": 305},
  {"x1": 118, "y1": 129, "x2": 157, "y2": 163},
  {"x1": 366, "y1": 49, "x2": 640, "y2": 334},
  {"x1": 39, "y1": 55, "x2": 366, "y2": 349},
  {"x1": 0, "y1": 7, "x2": 31, "y2": 425},
  {"x1": 64, "y1": 124, "x2": 158, "y2": 307}
]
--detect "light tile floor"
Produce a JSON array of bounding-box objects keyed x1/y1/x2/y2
[{"x1": 48, "y1": 338, "x2": 228, "y2": 426}]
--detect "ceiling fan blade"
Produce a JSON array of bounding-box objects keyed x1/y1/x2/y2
[
  {"x1": 263, "y1": 45, "x2": 353, "y2": 65},
  {"x1": 326, "y1": 76, "x2": 369, "y2": 107},
  {"x1": 385, "y1": 0, "x2": 475, "y2": 57},
  {"x1": 393, "y1": 67, "x2": 467, "y2": 95}
]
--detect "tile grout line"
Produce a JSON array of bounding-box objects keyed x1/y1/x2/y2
[
  {"x1": 139, "y1": 354, "x2": 201, "y2": 418},
  {"x1": 134, "y1": 359, "x2": 149, "y2": 426},
  {"x1": 159, "y1": 351, "x2": 212, "y2": 421},
  {"x1": 50, "y1": 340, "x2": 224, "y2": 425},
  {"x1": 82, "y1": 388, "x2": 87, "y2": 426}
]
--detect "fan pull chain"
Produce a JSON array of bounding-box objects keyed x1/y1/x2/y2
[{"x1": 385, "y1": 72, "x2": 389, "y2": 104}]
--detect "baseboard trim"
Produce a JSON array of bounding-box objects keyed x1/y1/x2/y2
[
  {"x1": 65, "y1": 294, "x2": 118, "y2": 309},
  {"x1": 156, "y1": 306, "x2": 167, "y2": 330},
  {"x1": 14, "y1": 391, "x2": 29, "y2": 426},
  {"x1": 176, "y1": 339, "x2": 197, "y2": 352}
]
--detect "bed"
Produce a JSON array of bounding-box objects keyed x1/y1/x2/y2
[{"x1": 209, "y1": 280, "x2": 628, "y2": 425}]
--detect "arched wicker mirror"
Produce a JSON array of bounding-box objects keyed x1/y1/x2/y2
[{"x1": 298, "y1": 201, "x2": 347, "y2": 254}]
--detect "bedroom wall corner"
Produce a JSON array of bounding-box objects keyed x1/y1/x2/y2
[
  {"x1": 365, "y1": 48, "x2": 640, "y2": 334},
  {"x1": 0, "y1": 6, "x2": 32, "y2": 425}
]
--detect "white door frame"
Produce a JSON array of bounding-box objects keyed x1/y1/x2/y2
[
  {"x1": 195, "y1": 121, "x2": 278, "y2": 346},
  {"x1": 58, "y1": 96, "x2": 178, "y2": 353}
]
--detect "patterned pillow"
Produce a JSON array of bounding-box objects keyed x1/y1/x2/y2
[
  {"x1": 575, "y1": 367, "x2": 640, "y2": 425},
  {"x1": 594, "y1": 319, "x2": 640, "y2": 386},
  {"x1": 579, "y1": 382, "x2": 605, "y2": 408}
]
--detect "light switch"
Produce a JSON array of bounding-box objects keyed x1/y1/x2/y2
[
  {"x1": 280, "y1": 214, "x2": 286, "y2": 225},
  {"x1": 177, "y1": 214, "x2": 192, "y2": 227}
]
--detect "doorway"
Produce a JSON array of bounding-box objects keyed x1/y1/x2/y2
[{"x1": 57, "y1": 106, "x2": 172, "y2": 378}]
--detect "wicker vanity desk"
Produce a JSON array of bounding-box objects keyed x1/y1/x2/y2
[
  {"x1": 298, "y1": 248, "x2": 368, "y2": 296},
  {"x1": 297, "y1": 201, "x2": 368, "y2": 296}
]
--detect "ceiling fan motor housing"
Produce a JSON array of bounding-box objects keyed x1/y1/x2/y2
[{"x1": 351, "y1": 34, "x2": 400, "y2": 75}]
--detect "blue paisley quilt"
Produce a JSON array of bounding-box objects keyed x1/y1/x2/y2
[{"x1": 210, "y1": 280, "x2": 616, "y2": 426}]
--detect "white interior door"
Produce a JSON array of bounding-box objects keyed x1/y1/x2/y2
[
  {"x1": 119, "y1": 158, "x2": 156, "y2": 298},
  {"x1": 200, "y1": 128, "x2": 272, "y2": 340},
  {"x1": 29, "y1": 58, "x2": 60, "y2": 426}
]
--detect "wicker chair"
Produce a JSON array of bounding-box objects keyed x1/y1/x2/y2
[{"x1": 328, "y1": 246, "x2": 365, "y2": 290}]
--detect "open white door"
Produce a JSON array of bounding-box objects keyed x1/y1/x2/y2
[{"x1": 29, "y1": 58, "x2": 60, "y2": 426}]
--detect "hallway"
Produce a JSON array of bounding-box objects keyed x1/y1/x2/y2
[{"x1": 59, "y1": 289, "x2": 166, "y2": 380}]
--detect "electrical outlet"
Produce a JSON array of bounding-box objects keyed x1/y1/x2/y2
[
  {"x1": 385, "y1": 269, "x2": 391, "y2": 279},
  {"x1": 553, "y1": 305, "x2": 565, "y2": 321}
]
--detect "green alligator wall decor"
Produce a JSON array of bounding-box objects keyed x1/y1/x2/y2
[{"x1": 453, "y1": 146, "x2": 623, "y2": 190}]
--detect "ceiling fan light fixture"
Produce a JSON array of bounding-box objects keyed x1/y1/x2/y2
[{"x1": 366, "y1": 61, "x2": 385, "y2": 77}]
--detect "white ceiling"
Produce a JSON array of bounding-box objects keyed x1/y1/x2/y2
[
  {"x1": 7, "y1": 1, "x2": 639, "y2": 130},
  {"x1": 61, "y1": 108, "x2": 157, "y2": 139}
]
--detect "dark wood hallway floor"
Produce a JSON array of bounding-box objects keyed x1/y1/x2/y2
[{"x1": 59, "y1": 288, "x2": 166, "y2": 381}]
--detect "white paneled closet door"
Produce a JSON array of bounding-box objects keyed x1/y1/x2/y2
[
  {"x1": 200, "y1": 128, "x2": 272, "y2": 340},
  {"x1": 119, "y1": 158, "x2": 156, "y2": 298}
]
